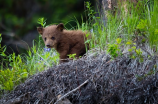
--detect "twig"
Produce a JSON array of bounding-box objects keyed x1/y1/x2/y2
[
  {"x1": 50, "y1": 79, "x2": 89, "y2": 104},
  {"x1": 140, "y1": 46, "x2": 152, "y2": 57},
  {"x1": 5, "y1": 92, "x2": 30, "y2": 104}
]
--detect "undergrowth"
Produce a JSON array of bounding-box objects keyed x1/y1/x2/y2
[
  {"x1": 0, "y1": 32, "x2": 59, "y2": 96},
  {"x1": 81, "y1": 0, "x2": 158, "y2": 57},
  {"x1": 0, "y1": 0, "x2": 158, "y2": 97}
]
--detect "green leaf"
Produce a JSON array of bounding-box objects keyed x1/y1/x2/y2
[
  {"x1": 21, "y1": 71, "x2": 28, "y2": 79},
  {"x1": 136, "y1": 19, "x2": 147, "y2": 30},
  {"x1": 86, "y1": 33, "x2": 90, "y2": 37},
  {"x1": 154, "y1": 29, "x2": 158, "y2": 35},
  {"x1": 3, "y1": 47, "x2": 7, "y2": 53},
  {"x1": 126, "y1": 40, "x2": 133, "y2": 45},
  {"x1": 116, "y1": 38, "x2": 122, "y2": 44},
  {"x1": 131, "y1": 55, "x2": 136, "y2": 59},
  {"x1": 0, "y1": 34, "x2": 2, "y2": 43},
  {"x1": 133, "y1": 43, "x2": 136, "y2": 45},
  {"x1": 128, "y1": 49, "x2": 133, "y2": 52},
  {"x1": 37, "y1": 17, "x2": 47, "y2": 27},
  {"x1": 68, "y1": 53, "x2": 76, "y2": 59},
  {"x1": 85, "y1": 39, "x2": 91, "y2": 44},
  {"x1": 1, "y1": 52, "x2": 6, "y2": 56},
  {"x1": 132, "y1": 46, "x2": 136, "y2": 50}
]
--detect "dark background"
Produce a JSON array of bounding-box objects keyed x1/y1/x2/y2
[{"x1": 0, "y1": 0, "x2": 95, "y2": 54}]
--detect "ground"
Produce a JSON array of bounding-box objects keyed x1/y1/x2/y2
[{"x1": 1, "y1": 50, "x2": 158, "y2": 104}]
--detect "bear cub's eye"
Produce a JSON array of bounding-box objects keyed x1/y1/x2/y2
[
  {"x1": 51, "y1": 37, "x2": 55, "y2": 40},
  {"x1": 44, "y1": 37, "x2": 46, "y2": 41}
]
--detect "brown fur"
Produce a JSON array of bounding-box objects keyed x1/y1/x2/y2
[{"x1": 37, "y1": 23, "x2": 89, "y2": 63}]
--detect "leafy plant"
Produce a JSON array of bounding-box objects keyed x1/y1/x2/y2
[
  {"x1": 136, "y1": 19, "x2": 148, "y2": 31},
  {"x1": 85, "y1": 2, "x2": 96, "y2": 27},
  {"x1": 136, "y1": 68, "x2": 156, "y2": 81},
  {"x1": 0, "y1": 69, "x2": 14, "y2": 91},
  {"x1": 126, "y1": 40, "x2": 143, "y2": 62},
  {"x1": 68, "y1": 53, "x2": 76, "y2": 60},
  {"x1": 0, "y1": 52, "x2": 28, "y2": 91},
  {"x1": 134, "y1": 0, "x2": 158, "y2": 47},
  {"x1": 0, "y1": 34, "x2": 11, "y2": 68},
  {"x1": 37, "y1": 17, "x2": 47, "y2": 27},
  {"x1": 0, "y1": 32, "x2": 59, "y2": 93},
  {"x1": 107, "y1": 38, "x2": 122, "y2": 58}
]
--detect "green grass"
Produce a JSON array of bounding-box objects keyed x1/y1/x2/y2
[
  {"x1": 0, "y1": 0, "x2": 158, "y2": 97},
  {"x1": 0, "y1": 34, "x2": 59, "y2": 96},
  {"x1": 79, "y1": 0, "x2": 158, "y2": 53}
]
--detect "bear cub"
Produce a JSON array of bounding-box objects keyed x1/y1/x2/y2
[{"x1": 37, "y1": 23, "x2": 89, "y2": 63}]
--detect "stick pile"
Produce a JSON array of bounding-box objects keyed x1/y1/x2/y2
[{"x1": 1, "y1": 52, "x2": 158, "y2": 104}]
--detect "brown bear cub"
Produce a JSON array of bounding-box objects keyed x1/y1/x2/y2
[{"x1": 37, "y1": 23, "x2": 89, "y2": 63}]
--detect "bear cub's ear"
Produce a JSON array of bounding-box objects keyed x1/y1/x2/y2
[
  {"x1": 57, "y1": 23, "x2": 64, "y2": 31},
  {"x1": 37, "y1": 27, "x2": 43, "y2": 35}
]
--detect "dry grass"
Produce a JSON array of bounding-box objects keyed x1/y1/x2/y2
[{"x1": 1, "y1": 49, "x2": 158, "y2": 104}]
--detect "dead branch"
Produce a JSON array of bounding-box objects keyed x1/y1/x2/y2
[{"x1": 52, "y1": 79, "x2": 89, "y2": 104}]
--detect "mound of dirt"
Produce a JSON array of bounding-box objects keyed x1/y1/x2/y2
[{"x1": 1, "y1": 52, "x2": 158, "y2": 104}]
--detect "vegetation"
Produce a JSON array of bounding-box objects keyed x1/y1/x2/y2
[
  {"x1": 0, "y1": 33, "x2": 59, "y2": 94},
  {"x1": 83, "y1": 0, "x2": 158, "y2": 58},
  {"x1": 0, "y1": 0, "x2": 158, "y2": 98}
]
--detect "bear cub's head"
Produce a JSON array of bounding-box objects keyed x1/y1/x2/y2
[{"x1": 37, "y1": 23, "x2": 64, "y2": 49}]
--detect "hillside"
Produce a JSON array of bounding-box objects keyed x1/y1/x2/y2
[{"x1": 1, "y1": 50, "x2": 158, "y2": 104}]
